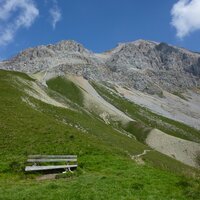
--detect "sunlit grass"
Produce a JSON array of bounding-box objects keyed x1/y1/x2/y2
[{"x1": 0, "y1": 70, "x2": 199, "y2": 200}]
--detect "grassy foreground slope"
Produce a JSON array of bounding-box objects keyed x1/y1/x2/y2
[{"x1": 0, "y1": 70, "x2": 200, "y2": 200}]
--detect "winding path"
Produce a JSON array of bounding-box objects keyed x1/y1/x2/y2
[{"x1": 131, "y1": 150, "x2": 152, "y2": 159}]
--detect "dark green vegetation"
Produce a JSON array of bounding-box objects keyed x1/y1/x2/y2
[
  {"x1": 47, "y1": 76, "x2": 84, "y2": 106},
  {"x1": 92, "y1": 82, "x2": 200, "y2": 143},
  {"x1": 0, "y1": 70, "x2": 200, "y2": 200},
  {"x1": 196, "y1": 152, "x2": 200, "y2": 167},
  {"x1": 173, "y1": 91, "x2": 188, "y2": 101}
]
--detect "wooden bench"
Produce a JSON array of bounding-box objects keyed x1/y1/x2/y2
[{"x1": 25, "y1": 155, "x2": 78, "y2": 172}]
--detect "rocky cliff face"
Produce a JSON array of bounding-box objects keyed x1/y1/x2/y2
[{"x1": 0, "y1": 39, "x2": 200, "y2": 95}]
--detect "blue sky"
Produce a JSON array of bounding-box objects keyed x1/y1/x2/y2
[{"x1": 1, "y1": 0, "x2": 200, "y2": 60}]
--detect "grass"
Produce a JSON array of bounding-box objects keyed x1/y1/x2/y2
[
  {"x1": 196, "y1": 151, "x2": 200, "y2": 168},
  {"x1": 1, "y1": 163, "x2": 200, "y2": 200},
  {"x1": 91, "y1": 82, "x2": 200, "y2": 143},
  {"x1": 123, "y1": 121, "x2": 151, "y2": 143},
  {"x1": 172, "y1": 91, "x2": 188, "y2": 101},
  {"x1": 0, "y1": 70, "x2": 200, "y2": 200},
  {"x1": 46, "y1": 76, "x2": 84, "y2": 106}
]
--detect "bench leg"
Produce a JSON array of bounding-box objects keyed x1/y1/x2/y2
[
  {"x1": 62, "y1": 167, "x2": 73, "y2": 174},
  {"x1": 68, "y1": 167, "x2": 73, "y2": 173}
]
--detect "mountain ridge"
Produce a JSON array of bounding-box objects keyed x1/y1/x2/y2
[{"x1": 1, "y1": 39, "x2": 200, "y2": 96}]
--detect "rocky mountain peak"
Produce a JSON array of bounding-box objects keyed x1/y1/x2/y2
[
  {"x1": 52, "y1": 40, "x2": 90, "y2": 54},
  {"x1": 12, "y1": 40, "x2": 90, "y2": 62},
  {"x1": 112, "y1": 40, "x2": 157, "y2": 53}
]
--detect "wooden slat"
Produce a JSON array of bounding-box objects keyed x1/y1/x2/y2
[
  {"x1": 25, "y1": 164, "x2": 78, "y2": 172},
  {"x1": 27, "y1": 158, "x2": 77, "y2": 163},
  {"x1": 28, "y1": 155, "x2": 77, "y2": 159}
]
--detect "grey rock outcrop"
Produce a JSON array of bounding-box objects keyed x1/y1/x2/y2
[{"x1": 105, "y1": 40, "x2": 200, "y2": 93}]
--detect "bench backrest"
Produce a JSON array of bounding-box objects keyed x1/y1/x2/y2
[
  {"x1": 27, "y1": 155, "x2": 77, "y2": 163},
  {"x1": 28, "y1": 155, "x2": 77, "y2": 159}
]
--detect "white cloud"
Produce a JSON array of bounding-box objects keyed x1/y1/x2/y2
[
  {"x1": 171, "y1": 0, "x2": 200, "y2": 39},
  {"x1": 49, "y1": 1, "x2": 61, "y2": 29},
  {"x1": 0, "y1": 0, "x2": 39, "y2": 46}
]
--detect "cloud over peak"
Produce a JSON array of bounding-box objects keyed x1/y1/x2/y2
[
  {"x1": 0, "y1": 0, "x2": 39, "y2": 46},
  {"x1": 49, "y1": 1, "x2": 62, "y2": 29},
  {"x1": 171, "y1": 0, "x2": 200, "y2": 39}
]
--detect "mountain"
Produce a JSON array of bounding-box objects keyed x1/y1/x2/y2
[
  {"x1": 0, "y1": 40, "x2": 200, "y2": 199},
  {"x1": 1, "y1": 40, "x2": 200, "y2": 129},
  {"x1": 1, "y1": 39, "x2": 200, "y2": 95}
]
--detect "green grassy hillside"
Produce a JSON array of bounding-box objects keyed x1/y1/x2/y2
[
  {"x1": 47, "y1": 77, "x2": 84, "y2": 106},
  {"x1": 0, "y1": 70, "x2": 199, "y2": 200}
]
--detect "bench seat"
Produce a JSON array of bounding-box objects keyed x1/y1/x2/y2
[{"x1": 25, "y1": 164, "x2": 78, "y2": 172}]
